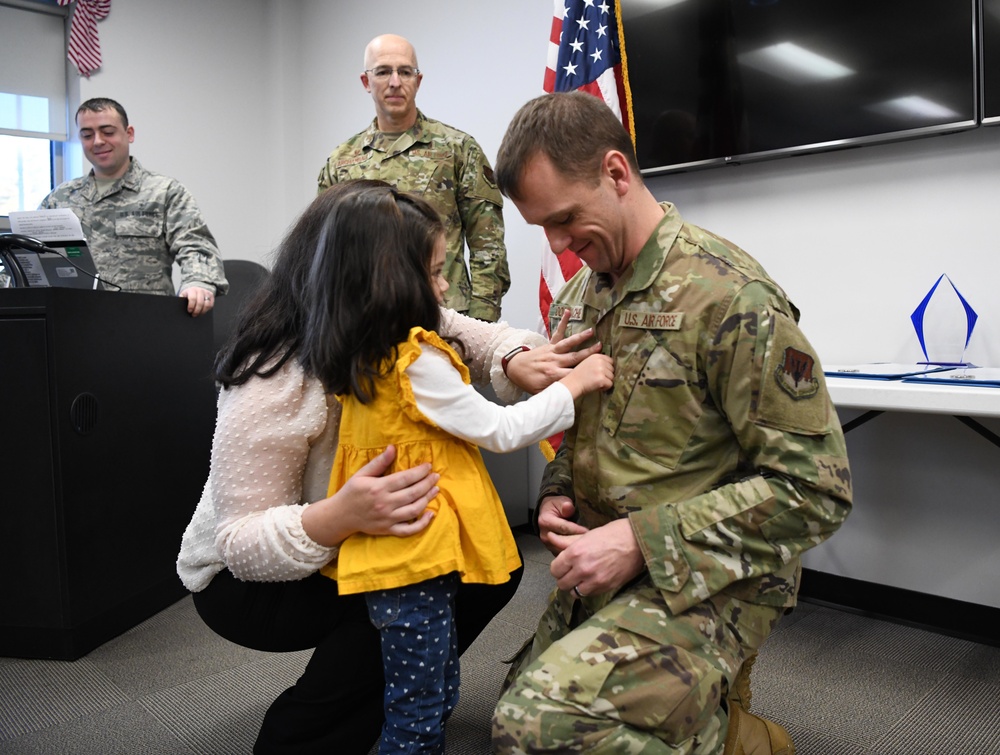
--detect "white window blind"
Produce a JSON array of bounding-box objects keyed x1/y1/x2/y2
[{"x1": 0, "y1": 2, "x2": 69, "y2": 140}]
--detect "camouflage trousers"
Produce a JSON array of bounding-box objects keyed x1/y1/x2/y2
[{"x1": 492, "y1": 579, "x2": 784, "y2": 754}]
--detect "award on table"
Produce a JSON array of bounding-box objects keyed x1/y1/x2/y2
[
  {"x1": 909, "y1": 273, "x2": 978, "y2": 367},
  {"x1": 824, "y1": 274, "x2": 982, "y2": 383}
]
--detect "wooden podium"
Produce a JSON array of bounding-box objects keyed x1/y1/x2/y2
[{"x1": 0, "y1": 288, "x2": 216, "y2": 659}]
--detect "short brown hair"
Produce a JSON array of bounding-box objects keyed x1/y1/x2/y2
[
  {"x1": 495, "y1": 91, "x2": 640, "y2": 200},
  {"x1": 76, "y1": 97, "x2": 128, "y2": 128}
]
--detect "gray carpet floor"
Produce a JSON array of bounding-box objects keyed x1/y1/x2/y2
[{"x1": 2, "y1": 533, "x2": 999, "y2": 754}]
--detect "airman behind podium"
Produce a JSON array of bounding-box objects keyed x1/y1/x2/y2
[{"x1": 40, "y1": 97, "x2": 228, "y2": 317}]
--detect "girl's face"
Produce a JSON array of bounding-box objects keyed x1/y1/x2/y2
[{"x1": 429, "y1": 234, "x2": 449, "y2": 304}]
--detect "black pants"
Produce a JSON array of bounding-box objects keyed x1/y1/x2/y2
[{"x1": 192, "y1": 558, "x2": 524, "y2": 755}]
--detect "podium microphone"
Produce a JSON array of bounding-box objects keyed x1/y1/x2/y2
[
  {"x1": 0, "y1": 233, "x2": 121, "y2": 291},
  {"x1": 0, "y1": 233, "x2": 60, "y2": 255}
]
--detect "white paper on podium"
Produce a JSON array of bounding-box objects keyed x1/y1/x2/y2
[{"x1": 8, "y1": 209, "x2": 87, "y2": 243}]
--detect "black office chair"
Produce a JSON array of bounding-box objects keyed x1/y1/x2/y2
[{"x1": 212, "y1": 259, "x2": 270, "y2": 356}]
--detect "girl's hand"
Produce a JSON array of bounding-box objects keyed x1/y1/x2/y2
[{"x1": 558, "y1": 353, "x2": 614, "y2": 400}]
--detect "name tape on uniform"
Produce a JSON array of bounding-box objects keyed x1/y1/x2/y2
[
  {"x1": 552, "y1": 305, "x2": 585, "y2": 322},
  {"x1": 619, "y1": 310, "x2": 684, "y2": 330}
]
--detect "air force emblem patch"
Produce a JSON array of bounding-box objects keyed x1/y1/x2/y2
[{"x1": 775, "y1": 347, "x2": 820, "y2": 400}]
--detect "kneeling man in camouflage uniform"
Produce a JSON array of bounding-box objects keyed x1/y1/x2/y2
[{"x1": 491, "y1": 91, "x2": 853, "y2": 755}]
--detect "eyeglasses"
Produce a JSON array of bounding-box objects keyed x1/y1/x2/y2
[{"x1": 365, "y1": 66, "x2": 420, "y2": 82}]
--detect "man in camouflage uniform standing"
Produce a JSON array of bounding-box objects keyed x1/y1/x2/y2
[
  {"x1": 491, "y1": 92, "x2": 852, "y2": 754},
  {"x1": 317, "y1": 34, "x2": 509, "y2": 322},
  {"x1": 41, "y1": 98, "x2": 227, "y2": 317}
]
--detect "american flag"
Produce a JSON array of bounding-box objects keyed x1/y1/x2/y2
[
  {"x1": 58, "y1": 0, "x2": 112, "y2": 78},
  {"x1": 538, "y1": 0, "x2": 630, "y2": 460},
  {"x1": 539, "y1": 0, "x2": 630, "y2": 331}
]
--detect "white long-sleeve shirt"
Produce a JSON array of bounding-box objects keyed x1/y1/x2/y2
[{"x1": 406, "y1": 341, "x2": 573, "y2": 454}]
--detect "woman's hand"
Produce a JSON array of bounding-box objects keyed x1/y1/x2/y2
[
  {"x1": 504, "y1": 309, "x2": 603, "y2": 394},
  {"x1": 301, "y1": 445, "x2": 440, "y2": 547}
]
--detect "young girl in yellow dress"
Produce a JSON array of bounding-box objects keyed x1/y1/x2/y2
[{"x1": 299, "y1": 180, "x2": 613, "y2": 754}]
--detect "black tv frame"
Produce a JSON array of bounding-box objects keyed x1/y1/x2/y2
[
  {"x1": 624, "y1": 0, "x2": 981, "y2": 175},
  {"x1": 982, "y1": 0, "x2": 1000, "y2": 124}
]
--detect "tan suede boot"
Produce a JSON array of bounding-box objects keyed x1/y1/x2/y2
[
  {"x1": 723, "y1": 701, "x2": 795, "y2": 755},
  {"x1": 729, "y1": 652, "x2": 757, "y2": 710},
  {"x1": 722, "y1": 653, "x2": 795, "y2": 755}
]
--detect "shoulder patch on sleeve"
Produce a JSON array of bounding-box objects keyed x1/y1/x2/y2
[
  {"x1": 774, "y1": 347, "x2": 819, "y2": 400},
  {"x1": 756, "y1": 312, "x2": 830, "y2": 434},
  {"x1": 482, "y1": 165, "x2": 497, "y2": 189}
]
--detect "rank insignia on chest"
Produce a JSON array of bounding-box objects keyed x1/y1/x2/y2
[
  {"x1": 618, "y1": 309, "x2": 684, "y2": 330},
  {"x1": 775, "y1": 347, "x2": 820, "y2": 399}
]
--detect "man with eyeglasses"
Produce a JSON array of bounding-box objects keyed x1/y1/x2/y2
[{"x1": 317, "y1": 34, "x2": 510, "y2": 322}]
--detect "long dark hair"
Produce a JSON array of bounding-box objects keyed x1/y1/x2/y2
[
  {"x1": 215, "y1": 180, "x2": 413, "y2": 388},
  {"x1": 299, "y1": 182, "x2": 444, "y2": 402}
]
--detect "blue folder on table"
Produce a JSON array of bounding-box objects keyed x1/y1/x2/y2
[
  {"x1": 823, "y1": 363, "x2": 957, "y2": 381},
  {"x1": 902, "y1": 367, "x2": 1000, "y2": 387}
]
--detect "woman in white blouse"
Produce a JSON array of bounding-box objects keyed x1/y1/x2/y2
[{"x1": 176, "y1": 182, "x2": 600, "y2": 754}]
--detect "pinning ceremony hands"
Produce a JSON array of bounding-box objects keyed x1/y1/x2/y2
[
  {"x1": 504, "y1": 309, "x2": 604, "y2": 393},
  {"x1": 558, "y1": 353, "x2": 614, "y2": 399}
]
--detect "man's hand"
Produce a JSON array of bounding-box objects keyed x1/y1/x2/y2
[
  {"x1": 548, "y1": 518, "x2": 645, "y2": 598},
  {"x1": 504, "y1": 309, "x2": 603, "y2": 394},
  {"x1": 180, "y1": 285, "x2": 216, "y2": 317},
  {"x1": 537, "y1": 495, "x2": 588, "y2": 555}
]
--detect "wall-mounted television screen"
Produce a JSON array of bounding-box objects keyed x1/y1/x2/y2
[
  {"x1": 622, "y1": 0, "x2": 979, "y2": 175},
  {"x1": 983, "y1": 0, "x2": 1000, "y2": 124}
]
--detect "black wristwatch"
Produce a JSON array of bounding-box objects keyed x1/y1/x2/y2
[{"x1": 501, "y1": 345, "x2": 531, "y2": 376}]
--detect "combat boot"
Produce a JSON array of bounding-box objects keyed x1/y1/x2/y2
[
  {"x1": 723, "y1": 701, "x2": 794, "y2": 755},
  {"x1": 729, "y1": 652, "x2": 757, "y2": 710},
  {"x1": 722, "y1": 653, "x2": 795, "y2": 755}
]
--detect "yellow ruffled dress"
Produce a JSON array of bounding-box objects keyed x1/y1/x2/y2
[{"x1": 321, "y1": 327, "x2": 522, "y2": 596}]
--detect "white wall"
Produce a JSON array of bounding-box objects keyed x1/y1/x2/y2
[
  {"x1": 648, "y1": 126, "x2": 1000, "y2": 368},
  {"x1": 69, "y1": 0, "x2": 1000, "y2": 606}
]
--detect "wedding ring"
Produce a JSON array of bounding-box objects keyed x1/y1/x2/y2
[{"x1": 572, "y1": 585, "x2": 584, "y2": 598}]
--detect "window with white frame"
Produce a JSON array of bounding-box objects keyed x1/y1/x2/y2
[{"x1": 0, "y1": 0, "x2": 71, "y2": 215}]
